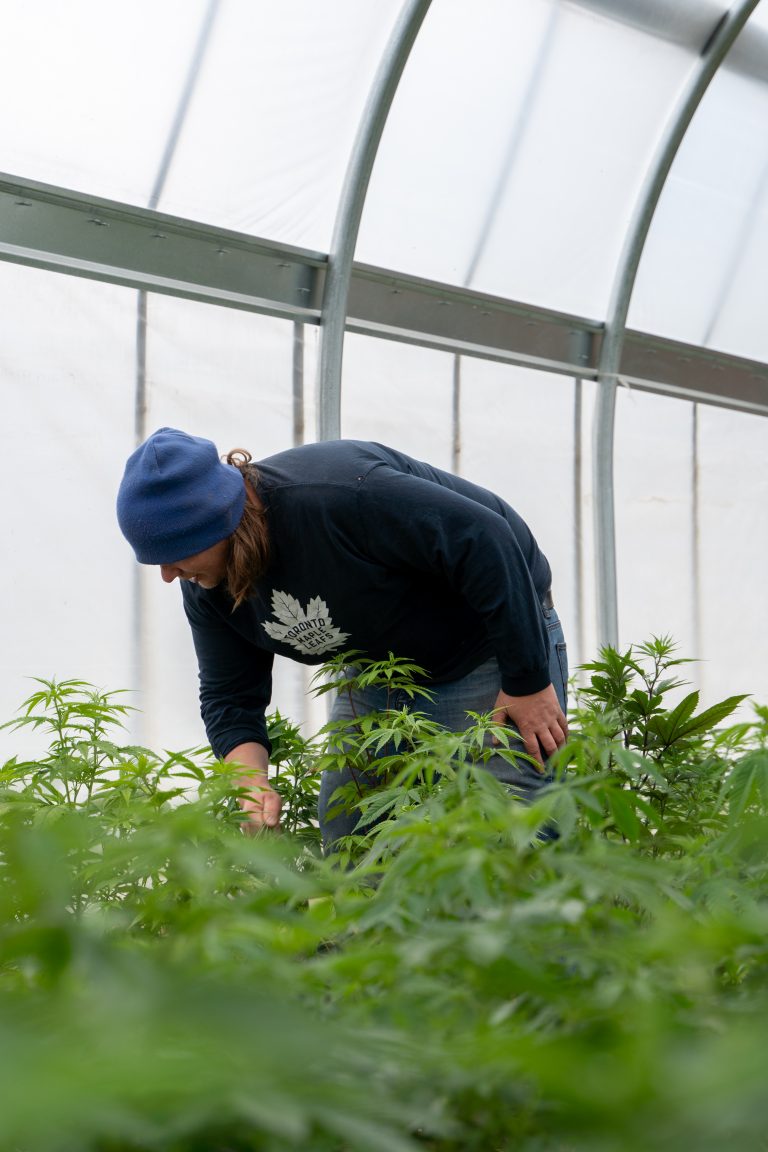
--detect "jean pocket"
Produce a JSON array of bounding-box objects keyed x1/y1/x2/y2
[{"x1": 556, "y1": 642, "x2": 569, "y2": 697}]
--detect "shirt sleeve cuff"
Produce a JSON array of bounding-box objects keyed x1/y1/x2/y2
[
  {"x1": 215, "y1": 731, "x2": 273, "y2": 761},
  {"x1": 500, "y1": 667, "x2": 551, "y2": 697}
]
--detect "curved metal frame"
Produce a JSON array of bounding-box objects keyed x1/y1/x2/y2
[
  {"x1": 452, "y1": 2, "x2": 559, "y2": 473},
  {"x1": 135, "y1": 0, "x2": 221, "y2": 448},
  {"x1": 592, "y1": 0, "x2": 760, "y2": 649},
  {"x1": 132, "y1": 0, "x2": 220, "y2": 739},
  {"x1": 316, "y1": 0, "x2": 432, "y2": 442}
]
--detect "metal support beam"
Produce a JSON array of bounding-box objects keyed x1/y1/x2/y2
[
  {"x1": 316, "y1": 0, "x2": 432, "y2": 442},
  {"x1": 592, "y1": 0, "x2": 761, "y2": 650},
  {"x1": 0, "y1": 174, "x2": 324, "y2": 319},
  {"x1": 1, "y1": 173, "x2": 767, "y2": 415},
  {"x1": 345, "y1": 264, "x2": 605, "y2": 378}
]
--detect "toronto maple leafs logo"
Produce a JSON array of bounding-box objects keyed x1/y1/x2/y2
[{"x1": 262, "y1": 590, "x2": 351, "y2": 656}]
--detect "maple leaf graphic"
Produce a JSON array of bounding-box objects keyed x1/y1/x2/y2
[
  {"x1": 271, "y1": 589, "x2": 304, "y2": 625},
  {"x1": 262, "y1": 589, "x2": 350, "y2": 656}
]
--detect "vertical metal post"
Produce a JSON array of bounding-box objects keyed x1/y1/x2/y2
[
  {"x1": 574, "y1": 376, "x2": 584, "y2": 665},
  {"x1": 134, "y1": 0, "x2": 221, "y2": 442},
  {"x1": 450, "y1": 5, "x2": 558, "y2": 478},
  {"x1": 292, "y1": 318, "x2": 312, "y2": 729},
  {"x1": 691, "y1": 403, "x2": 702, "y2": 664},
  {"x1": 130, "y1": 0, "x2": 221, "y2": 738},
  {"x1": 570, "y1": 329, "x2": 593, "y2": 670},
  {"x1": 131, "y1": 290, "x2": 150, "y2": 738},
  {"x1": 292, "y1": 321, "x2": 305, "y2": 447},
  {"x1": 451, "y1": 355, "x2": 461, "y2": 474},
  {"x1": 686, "y1": 144, "x2": 768, "y2": 671},
  {"x1": 592, "y1": 0, "x2": 759, "y2": 649},
  {"x1": 133, "y1": 0, "x2": 221, "y2": 448},
  {"x1": 316, "y1": 0, "x2": 432, "y2": 442}
]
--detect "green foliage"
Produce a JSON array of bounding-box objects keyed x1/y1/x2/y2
[
  {"x1": 1, "y1": 647, "x2": 768, "y2": 1151},
  {"x1": 553, "y1": 636, "x2": 751, "y2": 854},
  {"x1": 266, "y1": 709, "x2": 322, "y2": 849}
]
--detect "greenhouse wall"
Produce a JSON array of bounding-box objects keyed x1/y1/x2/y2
[{"x1": 1, "y1": 0, "x2": 767, "y2": 759}]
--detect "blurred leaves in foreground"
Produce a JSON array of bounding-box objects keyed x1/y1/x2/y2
[{"x1": 1, "y1": 639, "x2": 768, "y2": 1151}]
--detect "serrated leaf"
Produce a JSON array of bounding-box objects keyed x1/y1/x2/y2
[
  {"x1": 607, "y1": 788, "x2": 641, "y2": 841},
  {"x1": 306, "y1": 595, "x2": 329, "y2": 619},
  {"x1": 676, "y1": 694, "x2": 749, "y2": 740},
  {"x1": 270, "y1": 589, "x2": 305, "y2": 625},
  {"x1": 723, "y1": 749, "x2": 768, "y2": 820}
]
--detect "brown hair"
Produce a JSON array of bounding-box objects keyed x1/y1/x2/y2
[{"x1": 222, "y1": 449, "x2": 270, "y2": 609}]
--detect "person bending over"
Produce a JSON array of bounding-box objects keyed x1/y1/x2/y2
[{"x1": 117, "y1": 427, "x2": 568, "y2": 850}]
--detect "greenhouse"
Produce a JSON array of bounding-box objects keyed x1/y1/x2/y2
[
  {"x1": 2, "y1": 2, "x2": 768, "y2": 1150},
  {"x1": 2, "y1": 0, "x2": 767, "y2": 752}
]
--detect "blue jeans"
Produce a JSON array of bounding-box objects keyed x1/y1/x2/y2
[{"x1": 317, "y1": 604, "x2": 568, "y2": 851}]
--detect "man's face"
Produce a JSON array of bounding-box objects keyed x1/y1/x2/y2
[{"x1": 159, "y1": 538, "x2": 229, "y2": 589}]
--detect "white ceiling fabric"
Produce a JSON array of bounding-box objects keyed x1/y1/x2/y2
[{"x1": 0, "y1": 0, "x2": 766, "y2": 754}]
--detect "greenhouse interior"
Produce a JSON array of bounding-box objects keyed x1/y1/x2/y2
[
  {"x1": 2, "y1": 0, "x2": 767, "y2": 755},
  {"x1": 5, "y1": 3, "x2": 768, "y2": 1150}
]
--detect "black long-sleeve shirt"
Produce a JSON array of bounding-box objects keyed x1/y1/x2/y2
[{"x1": 181, "y1": 440, "x2": 553, "y2": 758}]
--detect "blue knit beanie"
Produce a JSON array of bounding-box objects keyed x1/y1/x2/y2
[{"x1": 117, "y1": 427, "x2": 246, "y2": 564}]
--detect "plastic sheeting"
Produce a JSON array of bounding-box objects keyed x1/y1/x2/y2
[
  {"x1": 631, "y1": 66, "x2": 768, "y2": 360},
  {"x1": 0, "y1": 0, "x2": 401, "y2": 247},
  {"x1": 1, "y1": 0, "x2": 767, "y2": 755},
  {"x1": 357, "y1": 1, "x2": 694, "y2": 317},
  {"x1": 1, "y1": 0, "x2": 766, "y2": 352}
]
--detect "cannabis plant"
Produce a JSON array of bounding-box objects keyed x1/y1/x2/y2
[{"x1": 1, "y1": 648, "x2": 768, "y2": 1152}]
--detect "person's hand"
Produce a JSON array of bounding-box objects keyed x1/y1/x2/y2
[
  {"x1": 237, "y1": 779, "x2": 282, "y2": 833},
  {"x1": 224, "y1": 743, "x2": 281, "y2": 833},
  {"x1": 491, "y1": 683, "x2": 568, "y2": 768}
]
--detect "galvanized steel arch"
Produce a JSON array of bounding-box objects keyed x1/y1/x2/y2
[
  {"x1": 132, "y1": 0, "x2": 221, "y2": 740},
  {"x1": 316, "y1": 0, "x2": 432, "y2": 442},
  {"x1": 592, "y1": 0, "x2": 761, "y2": 648}
]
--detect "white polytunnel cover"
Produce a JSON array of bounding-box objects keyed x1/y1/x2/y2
[{"x1": 0, "y1": 0, "x2": 766, "y2": 758}]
